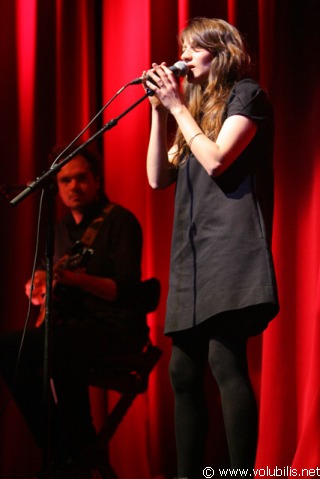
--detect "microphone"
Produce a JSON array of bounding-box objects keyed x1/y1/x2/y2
[{"x1": 130, "y1": 61, "x2": 189, "y2": 85}]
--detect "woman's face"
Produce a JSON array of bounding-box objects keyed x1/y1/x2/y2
[{"x1": 181, "y1": 38, "x2": 213, "y2": 85}]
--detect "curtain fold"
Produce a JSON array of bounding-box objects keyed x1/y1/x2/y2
[{"x1": 0, "y1": 1, "x2": 319, "y2": 478}]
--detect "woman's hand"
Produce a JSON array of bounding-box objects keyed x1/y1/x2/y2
[
  {"x1": 144, "y1": 63, "x2": 185, "y2": 113},
  {"x1": 142, "y1": 64, "x2": 165, "y2": 111}
]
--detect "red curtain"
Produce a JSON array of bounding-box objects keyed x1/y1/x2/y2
[{"x1": 0, "y1": 1, "x2": 320, "y2": 478}]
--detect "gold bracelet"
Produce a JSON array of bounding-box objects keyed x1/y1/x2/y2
[{"x1": 188, "y1": 132, "x2": 204, "y2": 149}]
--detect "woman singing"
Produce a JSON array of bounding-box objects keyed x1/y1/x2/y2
[{"x1": 144, "y1": 17, "x2": 279, "y2": 479}]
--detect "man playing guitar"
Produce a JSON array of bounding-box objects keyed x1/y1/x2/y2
[{"x1": 0, "y1": 147, "x2": 149, "y2": 478}]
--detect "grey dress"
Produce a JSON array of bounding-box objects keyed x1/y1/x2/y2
[{"x1": 165, "y1": 79, "x2": 279, "y2": 336}]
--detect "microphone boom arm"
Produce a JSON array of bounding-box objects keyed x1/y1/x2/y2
[{"x1": 10, "y1": 90, "x2": 151, "y2": 206}]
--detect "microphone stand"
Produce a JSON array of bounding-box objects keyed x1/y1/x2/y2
[{"x1": 10, "y1": 89, "x2": 151, "y2": 478}]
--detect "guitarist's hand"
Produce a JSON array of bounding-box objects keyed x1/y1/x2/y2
[{"x1": 25, "y1": 270, "x2": 46, "y2": 306}]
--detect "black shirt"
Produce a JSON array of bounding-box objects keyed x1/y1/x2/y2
[
  {"x1": 53, "y1": 198, "x2": 146, "y2": 329},
  {"x1": 165, "y1": 79, "x2": 279, "y2": 335}
]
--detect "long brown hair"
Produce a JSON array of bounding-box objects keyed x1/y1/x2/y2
[{"x1": 173, "y1": 18, "x2": 251, "y2": 165}]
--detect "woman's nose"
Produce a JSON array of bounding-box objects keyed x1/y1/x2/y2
[{"x1": 181, "y1": 48, "x2": 191, "y2": 61}]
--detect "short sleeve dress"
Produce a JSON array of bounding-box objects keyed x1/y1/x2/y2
[{"x1": 165, "y1": 79, "x2": 279, "y2": 337}]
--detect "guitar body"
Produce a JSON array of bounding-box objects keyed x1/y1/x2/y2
[{"x1": 35, "y1": 241, "x2": 94, "y2": 327}]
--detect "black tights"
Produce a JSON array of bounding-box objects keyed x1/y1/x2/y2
[{"x1": 169, "y1": 330, "x2": 257, "y2": 479}]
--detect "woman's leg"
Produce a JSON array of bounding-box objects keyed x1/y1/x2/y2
[
  {"x1": 208, "y1": 335, "x2": 257, "y2": 473},
  {"x1": 169, "y1": 332, "x2": 208, "y2": 479}
]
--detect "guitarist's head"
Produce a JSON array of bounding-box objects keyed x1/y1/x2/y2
[{"x1": 54, "y1": 147, "x2": 105, "y2": 224}]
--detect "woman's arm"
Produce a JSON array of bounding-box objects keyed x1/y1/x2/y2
[
  {"x1": 146, "y1": 108, "x2": 177, "y2": 189},
  {"x1": 170, "y1": 104, "x2": 257, "y2": 176},
  {"x1": 146, "y1": 64, "x2": 257, "y2": 178},
  {"x1": 144, "y1": 64, "x2": 181, "y2": 189}
]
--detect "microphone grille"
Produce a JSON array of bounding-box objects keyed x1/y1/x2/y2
[{"x1": 173, "y1": 61, "x2": 189, "y2": 76}]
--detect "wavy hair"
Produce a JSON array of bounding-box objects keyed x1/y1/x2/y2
[{"x1": 173, "y1": 18, "x2": 251, "y2": 165}]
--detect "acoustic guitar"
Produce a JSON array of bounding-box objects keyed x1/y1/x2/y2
[{"x1": 35, "y1": 241, "x2": 94, "y2": 327}]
